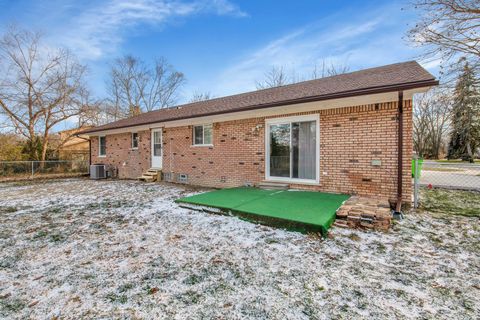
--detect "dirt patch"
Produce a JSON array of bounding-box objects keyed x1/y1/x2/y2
[{"x1": 0, "y1": 173, "x2": 87, "y2": 183}]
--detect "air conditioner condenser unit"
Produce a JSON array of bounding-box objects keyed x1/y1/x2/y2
[{"x1": 90, "y1": 164, "x2": 106, "y2": 179}]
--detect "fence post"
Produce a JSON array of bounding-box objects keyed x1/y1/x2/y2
[
  {"x1": 413, "y1": 155, "x2": 419, "y2": 209},
  {"x1": 31, "y1": 161, "x2": 34, "y2": 179}
]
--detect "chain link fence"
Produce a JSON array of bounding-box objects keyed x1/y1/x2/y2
[
  {"x1": 0, "y1": 160, "x2": 89, "y2": 181},
  {"x1": 413, "y1": 157, "x2": 480, "y2": 208}
]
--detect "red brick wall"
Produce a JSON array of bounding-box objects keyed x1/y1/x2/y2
[
  {"x1": 90, "y1": 100, "x2": 412, "y2": 203},
  {"x1": 91, "y1": 130, "x2": 151, "y2": 179},
  {"x1": 163, "y1": 118, "x2": 265, "y2": 188},
  {"x1": 299, "y1": 100, "x2": 412, "y2": 203}
]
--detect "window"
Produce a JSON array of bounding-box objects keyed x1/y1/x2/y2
[
  {"x1": 99, "y1": 136, "x2": 106, "y2": 156},
  {"x1": 131, "y1": 132, "x2": 139, "y2": 149},
  {"x1": 193, "y1": 124, "x2": 212, "y2": 145}
]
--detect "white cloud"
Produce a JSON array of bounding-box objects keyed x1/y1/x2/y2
[
  {"x1": 419, "y1": 57, "x2": 442, "y2": 70},
  {"x1": 201, "y1": 0, "x2": 248, "y2": 17},
  {"x1": 53, "y1": 0, "x2": 246, "y2": 60},
  {"x1": 210, "y1": 3, "x2": 426, "y2": 96},
  {"x1": 211, "y1": 19, "x2": 380, "y2": 95}
]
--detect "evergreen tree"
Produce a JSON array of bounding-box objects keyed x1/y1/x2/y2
[{"x1": 447, "y1": 63, "x2": 480, "y2": 162}]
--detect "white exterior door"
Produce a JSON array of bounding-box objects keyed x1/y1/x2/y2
[{"x1": 151, "y1": 129, "x2": 163, "y2": 169}]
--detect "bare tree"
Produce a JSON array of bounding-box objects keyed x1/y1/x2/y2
[
  {"x1": 255, "y1": 66, "x2": 291, "y2": 89},
  {"x1": 413, "y1": 88, "x2": 452, "y2": 158},
  {"x1": 408, "y1": 0, "x2": 480, "y2": 82},
  {"x1": 189, "y1": 91, "x2": 212, "y2": 103},
  {"x1": 76, "y1": 93, "x2": 106, "y2": 127},
  {"x1": 0, "y1": 26, "x2": 90, "y2": 161},
  {"x1": 256, "y1": 61, "x2": 350, "y2": 89},
  {"x1": 426, "y1": 91, "x2": 452, "y2": 158},
  {"x1": 311, "y1": 59, "x2": 350, "y2": 79},
  {"x1": 413, "y1": 100, "x2": 431, "y2": 157},
  {"x1": 107, "y1": 55, "x2": 185, "y2": 119}
]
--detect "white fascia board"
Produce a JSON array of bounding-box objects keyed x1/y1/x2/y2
[
  {"x1": 85, "y1": 88, "x2": 430, "y2": 136},
  {"x1": 403, "y1": 86, "x2": 434, "y2": 99}
]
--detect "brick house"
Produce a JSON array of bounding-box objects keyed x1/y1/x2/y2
[{"x1": 81, "y1": 61, "x2": 437, "y2": 208}]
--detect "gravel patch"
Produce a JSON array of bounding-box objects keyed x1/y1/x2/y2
[{"x1": 0, "y1": 179, "x2": 479, "y2": 319}]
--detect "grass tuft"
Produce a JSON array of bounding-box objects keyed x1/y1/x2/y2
[
  {"x1": 0, "y1": 206, "x2": 18, "y2": 214},
  {"x1": 49, "y1": 233, "x2": 66, "y2": 243},
  {"x1": 420, "y1": 188, "x2": 480, "y2": 217},
  {"x1": 0, "y1": 298, "x2": 26, "y2": 313},
  {"x1": 33, "y1": 230, "x2": 48, "y2": 239},
  {"x1": 348, "y1": 233, "x2": 361, "y2": 242},
  {"x1": 105, "y1": 293, "x2": 128, "y2": 304}
]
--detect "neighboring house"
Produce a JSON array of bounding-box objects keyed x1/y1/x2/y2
[
  {"x1": 80, "y1": 61, "x2": 438, "y2": 207},
  {"x1": 56, "y1": 128, "x2": 91, "y2": 161}
]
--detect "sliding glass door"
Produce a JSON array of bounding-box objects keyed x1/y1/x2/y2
[
  {"x1": 267, "y1": 115, "x2": 318, "y2": 182},
  {"x1": 269, "y1": 123, "x2": 290, "y2": 177}
]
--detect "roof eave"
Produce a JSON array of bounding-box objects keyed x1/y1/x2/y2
[{"x1": 81, "y1": 78, "x2": 438, "y2": 135}]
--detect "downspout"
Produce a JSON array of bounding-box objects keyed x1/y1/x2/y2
[
  {"x1": 75, "y1": 134, "x2": 91, "y2": 167},
  {"x1": 394, "y1": 91, "x2": 404, "y2": 218},
  {"x1": 88, "y1": 139, "x2": 91, "y2": 167}
]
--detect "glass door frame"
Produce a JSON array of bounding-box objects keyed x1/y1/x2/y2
[
  {"x1": 265, "y1": 114, "x2": 320, "y2": 184},
  {"x1": 151, "y1": 128, "x2": 163, "y2": 169}
]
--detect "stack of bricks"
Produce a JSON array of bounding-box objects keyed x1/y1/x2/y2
[{"x1": 335, "y1": 196, "x2": 392, "y2": 231}]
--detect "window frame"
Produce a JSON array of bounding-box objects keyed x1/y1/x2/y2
[
  {"x1": 192, "y1": 124, "x2": 213, "y2": 146},
  {"x1": 98, "y1": 136, "x2": 106, "y2": 157},
  {"x1": 131, "y1": 132, "x2": 139, "y2": 150},
  {"x1": 265, "y1": 114, "x2": 320, "y2": 184}
]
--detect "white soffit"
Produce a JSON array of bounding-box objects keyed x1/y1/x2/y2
[{"x1": 86, "y1": 87, "x2": 431, "y2": 136}]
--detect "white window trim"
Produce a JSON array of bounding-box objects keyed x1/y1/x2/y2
[
  {"x1": 265, "y1": 114, "x2": 320, "y2": 184},
  {"x1": 131, "y1": 132, "x2": 139, "y2": 150},
  {"x1": 192, "y1": 124, "x2": 213, "y2": 147},
  {"x1": 98, "y1": 135, "x2": 106, "y2": 157}
]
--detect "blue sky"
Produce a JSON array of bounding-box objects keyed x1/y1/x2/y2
[{"x1": 0, "y1": 0, "x2": 439, "y2": 104}]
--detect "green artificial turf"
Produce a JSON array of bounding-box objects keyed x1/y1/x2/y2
[{"x1": 176, "y1": 187, "x2": 350, "y2": 235}]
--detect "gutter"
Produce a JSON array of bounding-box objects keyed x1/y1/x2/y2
[
  {"x1": 80, "y1": 79, "x2": 439, "y2": 135},
  {"x1": 394, "y1": 91, "x2": 404, "y2": 219}
]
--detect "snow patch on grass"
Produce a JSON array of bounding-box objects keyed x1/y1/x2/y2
[{"x1": 0, "y1": 179, "x2": 479, "y2": 319}]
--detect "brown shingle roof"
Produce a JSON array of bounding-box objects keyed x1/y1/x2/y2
[{"x1": 82, "y1": 61, "x2": 437, "y2": 134}]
